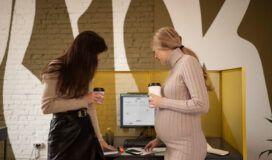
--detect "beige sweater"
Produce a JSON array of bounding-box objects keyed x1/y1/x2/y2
[
  {"x1": 41, "y1": 73, "x2": 103, "y2": 141},
  {"x1": 155, "y1": 48, "x2": 209, "y2": 160}
]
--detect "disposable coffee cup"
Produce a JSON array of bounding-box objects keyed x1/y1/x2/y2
[
  {"x1": 93, "y1": 87, "x2": 105, "y2": 104},
  {"x1": 148, "y1": 83, "x2": 161, "y2": 97},
  {"x1": 148, "y1": 83, "x2": 161, "y2": 107}
]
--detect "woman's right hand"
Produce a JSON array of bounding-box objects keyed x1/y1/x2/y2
[
  {"x1": 83, "y1": 92, "x2": 104, "y2": 104},
  {"x1": 144, "y1": 138, "x2": 161, "y2": 152}
]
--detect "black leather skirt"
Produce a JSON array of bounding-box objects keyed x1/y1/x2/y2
[{"x1": 48, "y1": 109, "x2": 105, "y2": 160}]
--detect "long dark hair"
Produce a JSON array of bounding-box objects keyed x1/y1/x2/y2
[{"x1": 42, "y1": 31, "x2": 107, "y2": 98}]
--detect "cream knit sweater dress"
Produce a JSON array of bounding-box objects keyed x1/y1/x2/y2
[{"x1": 155, "y1": 48, "x2": 209, "y2": 160}]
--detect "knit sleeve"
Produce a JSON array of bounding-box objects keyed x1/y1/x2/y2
[
  {"x1": 159, "y1": 56, "x2": 209, "y2": 114},
  {"x1": 88, "y1": 104, "x2": 104, "y2": 141},
  {"x1": 41, "y1": 74, "x2": 88, "y2": 114}
]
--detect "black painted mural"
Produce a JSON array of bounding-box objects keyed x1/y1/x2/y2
[
  {"x1": 78, "y1": 0, "x2": 114, "y2": 70},
  {"x1": 22, "y1": 0, "x2": 74, "y2": 80},
  {"x1": 200, "y1": 0, "x2": 225, "y2": 36},
  {"x1": 124, "y1": 0, "x2": 173, "y2": 70},
  {"x1": 238, "y1": 0, "x2": 272, "y2": 113}
]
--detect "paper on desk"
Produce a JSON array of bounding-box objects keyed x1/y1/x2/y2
[
  {"x1": 126, "y1": 147, "x2": 166, "y2": 156},
  {"x1": 153, "y1": 147, "x2": 166, "y2": 152},
  {"x1": 103, "y1": 151, "x2": 119, "y2": 155},
  {"x1": 207, "y1": 143, "x2": 229, "y2": 156}
]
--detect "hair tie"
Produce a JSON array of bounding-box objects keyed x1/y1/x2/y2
[{"x1": 179, "y1": 45, "x2": 184, "y2": 49}]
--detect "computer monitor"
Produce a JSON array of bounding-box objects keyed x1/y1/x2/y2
[{"x1": 120, "y1": 93, "x2": 155, "y2": 127}]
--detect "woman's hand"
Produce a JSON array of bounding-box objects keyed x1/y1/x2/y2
[
  {"x1": 100, "y1": 140, "x2": 117, "y2": 151},
  {"x1": 83, "y1": 92, "x2": 104, "y2": 104},
  {"x1": 149, "y1": 93, "x2": 162, "y2": 108},
  {"x1": 144, "y1": 138, "x2": 162, "y2": 152}
]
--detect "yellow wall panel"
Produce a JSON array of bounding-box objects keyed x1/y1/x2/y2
[
  {"x1": 202, "y1": 72, "x2": 222, "y2": 137},
  {"x1": 151, "y1": 71, "x2": 169, "y2": 85},
  {"x1": 131, "y1": 72, "x2": 151, "y2": 92},
  {"x1": 221, "y1": 68, "x2": 243, "y2": 154},
  {"x1": 92, "y1": 72, "x2": 117, "y2": 134}
]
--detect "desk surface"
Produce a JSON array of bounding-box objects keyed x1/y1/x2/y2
[
  {"x1": 206, "y1": 137, "x2": 242, "y2": 160},
  {"x1": 105, "y1": 137, "x2": 242, "y2": 160}
]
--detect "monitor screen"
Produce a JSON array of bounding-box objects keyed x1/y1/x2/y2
[{"x1": 120, "y1": 93, "x2": 155, "y2": 127}]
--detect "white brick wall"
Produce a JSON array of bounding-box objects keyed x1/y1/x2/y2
[{"x1": 2, "y1": 0, "x2": 50, "y2": 159}]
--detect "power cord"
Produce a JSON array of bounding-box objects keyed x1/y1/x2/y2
[
  {"x1": 34, "y1": 147, "x2": 41, "y2": 160},
  {"x1": 29, "y1": 148, "x2": 34, "y2": 160},
  {"x1": 29, "y1": 143, "x2": 43, "y2": 160},
  {"x1": 137, "y1": 128, "x2": 148, "y2": 139}
]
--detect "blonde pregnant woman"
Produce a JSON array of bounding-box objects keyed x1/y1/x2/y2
[{"x1": 144, "y1": 27, "x2": 210, "y2": 160}]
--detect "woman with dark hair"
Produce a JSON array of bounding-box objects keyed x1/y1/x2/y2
[{"x1": 41, "y1": 31, "x2": 115, "y2": 160}]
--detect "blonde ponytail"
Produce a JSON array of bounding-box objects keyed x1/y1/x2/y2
[
  {"x1": 153, "y1": 27, "x2": 213, "y2": 91},
  {"x1": 181, "y1": 46, "x2": 213, "y2": 91}
]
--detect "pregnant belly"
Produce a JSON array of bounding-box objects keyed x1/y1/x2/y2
[{"x1": 155, "y1": 109, "x2": 199, "y2": 142}]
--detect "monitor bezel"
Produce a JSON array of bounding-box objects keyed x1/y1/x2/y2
[{"x1": 120, "y1": 93, "x2": 155, "y2": 128}]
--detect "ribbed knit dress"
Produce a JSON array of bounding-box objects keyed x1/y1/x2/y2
[{"x1": 155, "y1": 48, "x2": 209, "y2": 160}]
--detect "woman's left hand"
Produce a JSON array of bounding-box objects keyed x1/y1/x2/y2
[
  {"x1": 100, "y1": 140, "x2": 117, "y2": 151},
  {"x1": 149, "y1": 93, "x2": 162, "y2": 108}
]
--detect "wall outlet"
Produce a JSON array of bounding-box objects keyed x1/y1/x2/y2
[{"x1": 33, "y1": 142, "x2": 45, "y2": 149}]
